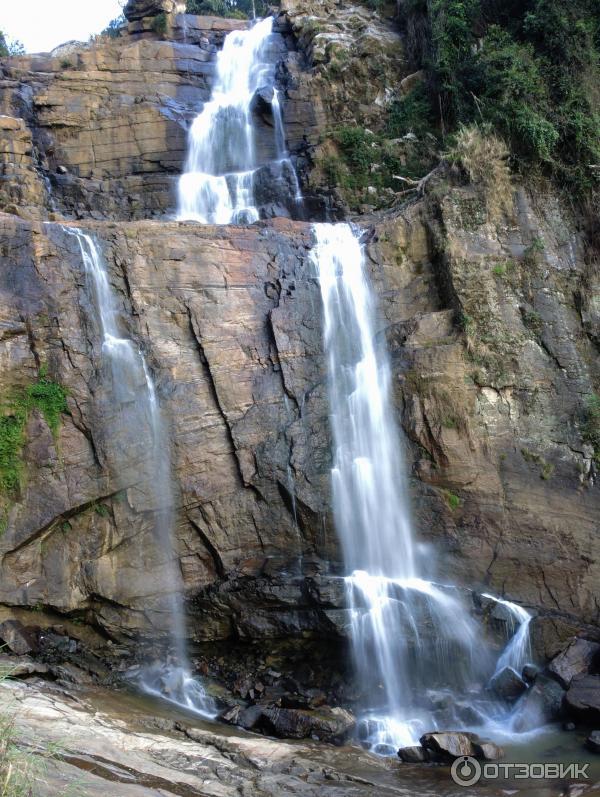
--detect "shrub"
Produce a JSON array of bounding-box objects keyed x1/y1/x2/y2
[
  {"x1": 0, "y1": 31, "x2": 25, "y2": 57},
  {"x1": 185, "y1": 0, "x2": 268, "y2": 18},
  {"x1": 102, "y1": 15, "x2": 126, "y2": 39},
  {"x1": 398, "y1": 0, "x2": 600, "y2": 201},
  {"x1": 446, "y1": 125, "x2": 512, "y2": 219},
  {"x1": 151, "y1": 13, "x2": 168, "y2": 36},
  {"x1": 442, "y1": 489, "x2": 461, "y2": 510}
]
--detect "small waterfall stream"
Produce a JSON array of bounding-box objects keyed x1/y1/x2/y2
[
  {"x1": 63, "y1": 226, "x2": 215, "y2": 718},
  {"x1": 177, "y1": 16, "x2": 299, "y2": 224},
  {"x1": 311, "y1": 223, "x2": 534, "y2": 752}
]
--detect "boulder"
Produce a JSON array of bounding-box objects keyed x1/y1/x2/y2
[
  {"x1": 522, "y1": 663, "x2": 539, "y2": 682},
  {"x1": 420, "y1": 732, "x2": 503, "y2": 762},
  {"x1": 472, "y1": 740, "x2": 504, "y2": 761},
  {"x1": 513, "y1": 674, "x2": 565, "y2": 731},
  {"x1": 0, "y1": 620, "x2": 38, "y2": 655},
  {"x1": 564, "y1": 676, "x2": 600, "y2": 724},
  {"x1": 490, "y1": 666, "x2": 528, "y2": 701},
  {"x1": 236, "y1": 705, "x2": 265, "y2": 731},
  {"x1": 420, "y1": 731, "x2": 478, "y2": 760},
  {"x1": 548, "y1": 638, "x2": 600, "y2": 688},
  {"x1": 261, "y1": 706, "x2": 355, "y2": 743},
  {"x1": 0, "y1": 654, "x2": 49, "y2": 678},
  {"x1": 123, "y1": 0, "x2": 178, "y2": 21},
  {"x1": 586, "y1": 731, "x2": 600, "y2": 754},
  {"x1": 398, "y1": 745, "x2": 429, "y2": 763}
]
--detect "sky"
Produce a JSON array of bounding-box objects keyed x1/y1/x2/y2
[{"x1": 1, "y1": 0, "x2": 125, "y2": 54}]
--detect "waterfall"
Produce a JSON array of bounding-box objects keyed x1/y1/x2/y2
[
  {"x1": 483, "y1": 594, "x2": 533, "y2": 676},
  {"x1": 312, "y1": 223, "x2": 534, "y2": 752},
  {"x1": 62, "y1": 226, "x2": 215, "y2": 718},
  {"x1": 177, "y1": 17, "x2": 300, "y2": 224}
]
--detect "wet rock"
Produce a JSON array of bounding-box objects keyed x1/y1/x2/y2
[
  {"x1": 513, "y1": 674, "x2": 565, "y2": 731},
  {"x1": 585, "y1": 731, "x2": 600, "y2": 754},
  {"x1": 261, "y1": 706, "x2": 355, "y2": 742},
  {"x1": 251, "y1": 86, "x2": 275, "y2": 118},
  {"x1": 490, "y1": 666, "x2": 528, "y2": 701},
  {"x1": 420, "y1": 731, "x2": 478, "y2": 760},
  {"x1": 548, "y1": 638, "x2": 600, "y2": 688},
  {"x1": 237, "y1": 705, "x2": 265, "y2": 731},
  {"x1": 455, "y1": 701, "x2": 485, "y2": 725},
  {"x1": 522, "y1": 663, "x2": 539, "y2": 682},
  {"x1": 564, "y1": 675, "x2": 600, "y2": 724},
  {"x1": 219, "y1": 704, "x2": 241, "y2": 724},
  {"x1": 398, "y1": 745, "x2": 429, "y2": 763},
  {"x1": 472, "y1": 740, "x2": 504, "y2": 760},
  {"x1": 0, "y1": 620, "x2": 38, "y2": 655}
]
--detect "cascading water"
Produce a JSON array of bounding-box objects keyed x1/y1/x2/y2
[
  {"x1": 177, "y1": 16, "x2": 300, "y2": 224},
  {"x1": 62, "y1": 226, "x2": 215, "y2": 718},
  {"x1": 173, "y1": 10, "x2": 536, "y2": 748},
  {"x1": 312, "y1": 222, "x2": 535, "y2": 753}
]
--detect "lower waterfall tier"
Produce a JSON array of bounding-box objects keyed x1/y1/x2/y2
[{"x1": 0, "y1": 202, "x2": 597, "y2": 644}]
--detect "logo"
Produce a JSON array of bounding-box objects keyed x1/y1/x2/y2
[
  {"x1": 450, "y1": 758, "x2": 589, "y2": 786},
  {"x1": 451, "y1": 756, "x2": 482, "y2": 786}
]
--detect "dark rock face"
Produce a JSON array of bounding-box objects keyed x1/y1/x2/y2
[
  {"x1": 586, "y1": 731, "x2": 600, "y2": 754},
  {"x1": 565, "y1": 676, "x2": 600, "y2": 724},
  {"x1": 548, "y1": 638, "x2": 600, "y2": 689},
  {"x1": 489, "y1": 667, "x2": 528, "y2": 702},
  {"x1": 124, "y1": 0, "x2": 179, "y2": 20},
  {"x1": 0, "y1": 620, "x2": 37, "y2": 655}
]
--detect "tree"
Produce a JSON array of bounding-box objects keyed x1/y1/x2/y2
[{"x1": 0, "y1": 30, "x2": 25, "y2": 57}]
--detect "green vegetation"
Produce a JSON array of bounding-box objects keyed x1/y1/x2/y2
[
  {"x1": 442, "y1": 489, "x2": 461, "y2": 510},
  {"x1": 321, "y1": 124, "x2": 434, "y2": 208},
  {"x1": 186, "y1": 0, "x2": 268, "y2": 19},
  {"x1": 151, "y1": 13, "x2": 168, "y2": 36},
  {"x1": 0, "y1": 31, "x2": 25, "y2": 58},
  {"x1": 0, "y1": 371, "x2": 68, "y2": 498},
  {"x1": 582, "y1": 393, "x2": 600, "y2": 464},
  {"x1": 521, "y1": 447, "x2": 554, "y2": 479},
  {"x1": 0, "y1": 670, "x2": 84, "y2": 796},
  {"x1": 398, "y1": 0, "x2": 600, "y2": 200},
  {"x1": 101, "y1": 15, "x2": 126, "y2": 39},
  {"x1": 93, "y1": 503, "x2": 110, "y2": 518}
]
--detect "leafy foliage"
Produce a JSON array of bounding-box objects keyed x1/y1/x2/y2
[
  {"x1": 102, "y1": 15, "x2": 126, "y2": 39},
  {"x1": 0, "y1": 31, "x2": 25, "y2": 57},
  {"x1": 0, "y1": 372, "x2": 68, "y2": 497},
  {"x1": 185, "y1": 0, "x2": 268, "y2": 19},
  {"x1": 398, "y1": 0, "x2": 600, "y2": 197}
]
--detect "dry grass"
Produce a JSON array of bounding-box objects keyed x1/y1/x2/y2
[{"x1": 448, "y1": 125, "x2": 513, "y2": 221}]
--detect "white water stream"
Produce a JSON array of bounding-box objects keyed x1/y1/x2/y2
[
  {"x1": 62, "y1": 227, "x2": 215, "y2": 718},
  {"x1": 177, "y1": 16, "x2": 299, "y2": 224},
  {"x1": 312, "y1": 223, "x2": 535, "y2": 752}
]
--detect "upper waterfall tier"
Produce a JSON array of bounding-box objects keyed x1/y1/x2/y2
[{"x1": 177, "y1": 17, "x2": 300, "y2": 224}]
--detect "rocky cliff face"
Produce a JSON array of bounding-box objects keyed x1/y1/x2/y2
[{"x1": 0, "y1": 2, "x2": 597, "y2": 659}]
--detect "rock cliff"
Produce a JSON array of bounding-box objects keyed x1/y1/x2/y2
[{"x1": 0, "y1": 1, "x2": 597, "y2": 662}]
